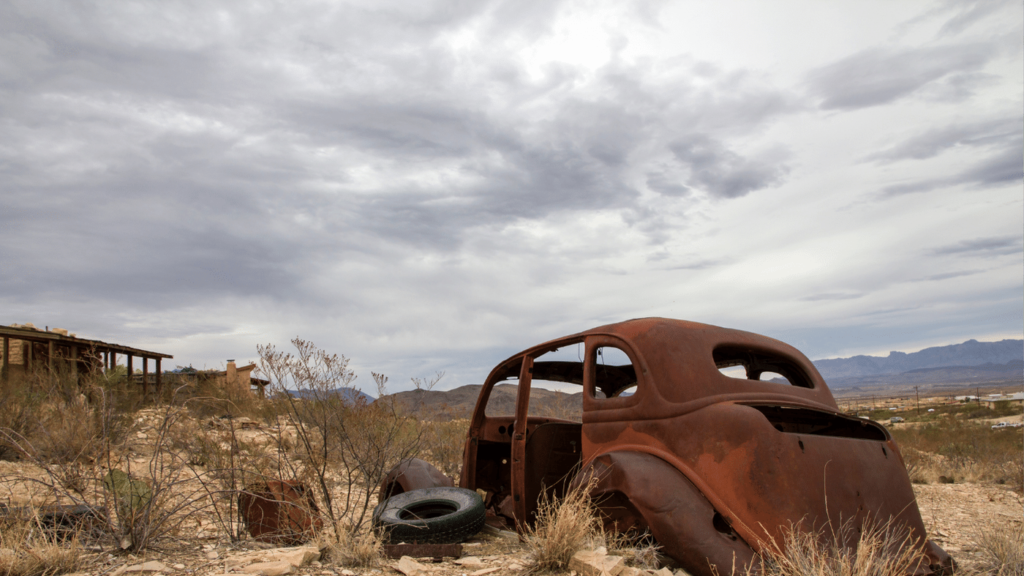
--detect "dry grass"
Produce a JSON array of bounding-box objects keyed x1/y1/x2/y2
[
  {"x1": 525, "y1": 476, "x2": 603, "y2": 573},
  {"x1": 0, "y1": 514, "x2": 86, "y2": 576},
  {"x1": 606, "y1": 531, "x2": 663, "y2": 571},
  {"x1": 321, "y1": 529, "x2": 384, "y2": 568},
  {"x1": 751, "y1": 519, "x2": 928, "y2": 576},
  {"x1": 892, "y1": 417, "x2": 1023, "y2": 492},
  {"x1": 971, "y1": 523, "x2": 1024, "y2": 576}
]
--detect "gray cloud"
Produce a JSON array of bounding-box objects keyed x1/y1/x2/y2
[
  {"x1": 867, "y1": 116, "x2": 1021, "y2": 163},
  {"x1": 930, "y1": 236, "x2": 1023, "y2": 257},
  {"x1": 870, "y1": 115, "x2": 1023, "y2": 196},
  {"x1": 914, "y1": 270, "x2": 983, "y2": 282},
  {"x1": 937, "y1": 0, "x2": 1010, "y2": 37},
  {"x1": 0, "y1": 0, "x2": 800, "y2": 319},
  {"x1": 801, "y1": 292, "x2": 866, "y2": 302},
  {"x1": 806, "y1": 43, "x2": 996, "y2": 109},
  {"x1": 667, "y1": 134, "x2": 787, "y2": 199},
  {"x1": 0, "y1": 0, "x2": 1019, "y2": 389}
]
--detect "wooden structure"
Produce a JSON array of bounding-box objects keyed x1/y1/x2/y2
[{"x1": 0, "y1": 325, "x2": 173, "y2": 396}]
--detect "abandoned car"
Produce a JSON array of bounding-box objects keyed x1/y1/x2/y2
[{"x1": 378, "y1": 318, "x2": 953, "y2": 575}]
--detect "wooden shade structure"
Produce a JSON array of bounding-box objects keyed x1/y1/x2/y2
[{"x1": 0, "y1": 325, "x2": 173, "y2": 396}]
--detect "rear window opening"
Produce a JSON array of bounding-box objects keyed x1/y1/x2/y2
[
  {"x1": 713, "y1": 346, "x2": 812, "y2": 388},
  {"x1": 591, "y1": 346, "x2": 638, "y2": 399},
  {"x1": 752, "y1": 405, "x2": 887, "y2": 441}
]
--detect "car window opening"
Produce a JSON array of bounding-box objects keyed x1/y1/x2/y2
[
  {"x1": 593, "y1": 345, "x2": 638, "y2": 399},
  {"x1": 713, "y1": 346, "x2": 812, "y2": 388}
]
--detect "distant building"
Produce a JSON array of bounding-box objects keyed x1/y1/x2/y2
[{"x1": 981, "y1": 392, "x2": 1024, "y2": 407}]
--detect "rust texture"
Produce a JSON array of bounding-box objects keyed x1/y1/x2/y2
[
  {"x1": 453, "y1": 318, "x2": 953, "y2": 576},
  {"x1": 238, "y1": 481, "x2": 322, "y2": 545},
  {"x1": 382, "y1": 543, "x2": 463, "y2": 560},
  {"x1": 379, "y1": 458, "x2": 454, "y2": 502}
]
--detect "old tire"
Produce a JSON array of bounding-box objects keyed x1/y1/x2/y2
[{"x1": 373, "y1": 487, "x2": 485, "y2": 544}]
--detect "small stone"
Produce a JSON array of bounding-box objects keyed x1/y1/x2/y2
[
  {"x1": 173, "y1": 565, "x2": 186, "y2": 571},
  {"x1": 395, "y1": 556, "x2": 429, "y2": 576},
  {"x1": 569, "y1": 550, "x2": 625, "y2": 576},
  {"x1": 454, "y1": 557, "x2": 484, "y2": 567},
  {"x1": 241, "y1": 561, "x2": 294, "y2": 576},
  {"x1": 125, "y1": 561, "x2": 171, "y2": 573},
  {"x1": 508, "y1": 565, "x2": 524, "y2": 572},
  {"x1": 341, "y1": 570, "x2": 355, "y2": 576},
  {"x1": 274, "y1": 547, "x2": 320, "y2": 567},
  {"x1": 206, "y1": 551, "x2": 220, "y2": 560}
]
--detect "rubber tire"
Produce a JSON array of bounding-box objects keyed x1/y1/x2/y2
[{"x1": 373, "y1": 487, "x2": 485, "y2": 544}]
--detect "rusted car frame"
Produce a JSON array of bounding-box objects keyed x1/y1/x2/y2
[{"x1": 391, "y1": 318, "x2": 952, "y2": 575}]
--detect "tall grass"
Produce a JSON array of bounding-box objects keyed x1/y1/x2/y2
[
  {"x1": 972, "y1": 523, "x2": 1024, "y2": 576},
  {"x1": 752, "y1": 520, "x2": 928, "y2": 576},
  {"x1": 525, "y1": 476, "x2": 603, "y2": 573}
]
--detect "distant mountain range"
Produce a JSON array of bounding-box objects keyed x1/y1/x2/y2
[
  {"x1": 813, "y1": 339, "x2": 1023, "y2": 388},
  {"x1": 286, "y1": 387, "x2": 375, "y2": 404}
]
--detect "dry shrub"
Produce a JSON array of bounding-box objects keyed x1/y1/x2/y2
[
  {"x1": 321, "y1": 529, "x2": 383, "y2": 568},
  {"x1": 606, "y1": 531, "x2": 663, "y2": 570},
  {"x1": 752, "y1": 519, "x2": 927, "y2": 576},
  {"x1": 892, "y1": 417, "x2": 1023, "y2": 491},
  {"x1": 256, "y1": 339, "x2": 422, "y2": 542},
  {"x1": 525, "y1": 476, "x2": 603, "y2": 573},
  {"x1": 419, "y1": 409, "x2": 467, "y2": 483},
  {"x1": 0, "y1": 514, "x2": 86, "y2": 576},
  {"x1": 972, "y1": 523, "x2": 1024, "y2": 576}
]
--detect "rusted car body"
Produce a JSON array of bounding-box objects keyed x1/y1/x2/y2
[{"x1": 394, "y1": 318, "x2": 952, "y2": 575}]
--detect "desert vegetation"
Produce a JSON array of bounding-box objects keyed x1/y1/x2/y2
[
  {"x1": 885, "y1": 403, "x2": 1024, "y2": 492},
  {"x1": 0, "y1": 341, "x2": 1021, "y2": 576}
]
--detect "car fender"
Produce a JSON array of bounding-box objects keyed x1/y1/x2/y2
[
  {"x1": 378, "y1": 458, "x2": 454, "y2": 501},
  {"x1": 573, "y1": 450, "x2": 758, "y2": 576}
]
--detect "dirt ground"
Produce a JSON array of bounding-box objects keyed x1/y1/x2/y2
[{"x1": 0, "y1": 480, "x2": 1015, "y2": 576}]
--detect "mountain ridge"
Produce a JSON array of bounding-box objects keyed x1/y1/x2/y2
[{"x1": 812, "y1": 338, "x2": 1023, "y2": 380}]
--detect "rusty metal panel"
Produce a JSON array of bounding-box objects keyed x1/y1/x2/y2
[
  {"x1": 239, "y1": 481, "x2": 322, "y2": 545},
  {"x1": 382, "y1": 543, "x2": 463, "y2": 559},
  {"x1": 379, "y1": 458, "x2": 454, "y2": 501}
]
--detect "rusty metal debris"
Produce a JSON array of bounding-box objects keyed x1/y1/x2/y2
[
  {"x1": 238, "y1": 481, "x2": 322, "y2": 545},
  {"x1": 379, "y1": 458, "x2": 454, "y2": 501},
  {"x1": 382, "y1": 543, "x2": 463, "y2": 560},
  {"x1": 383, "y1": 318, "x2": 953, "y2": 576}
]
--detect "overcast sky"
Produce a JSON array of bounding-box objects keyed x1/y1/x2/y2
[{"x1": 2, "y1": 0, "x2": 1021, "y2": 394}]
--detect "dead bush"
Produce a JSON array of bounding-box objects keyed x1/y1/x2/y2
[
  {"x1": 321, "y1": 529, "x2": 383, "y2": 568},
  {"x1": 605, "y1": 530, "x2": 663, "y2": 571},
  {"x1": 419, "y1": 410, "x2": 466, "y2": 484},
  {"x1": 750, "y1": 519, "x2": 928, "y2": 576},
  {"x1": 972, "y1": 523, "x2": 1024, "y2": 576},
  {"x1": 0, "y1": 512, "x2": 86, "y2": 576},
  {"x1": 525, "y1": 475, "x2": 603, "y2": 573},
  {"x1": 256, "y1": 339, "x2": 422, "y2": 543}
]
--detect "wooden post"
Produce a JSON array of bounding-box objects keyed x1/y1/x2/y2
[
  {"x1": 142, "y1": 357, "x2": 149, "y2": 399},
  {"x1": 110, "y1": 352, "x2": 116, "y2": 372},
  {"x1": 127, "y1": 354, "x2": 133, "y2": 386},
  {"x1": 26, "y1": 341, "x2": 33, "y2": 372},
  {"x1": 155, "y1": 358, "x2": 162, "y2": 397},
  {"x1": 47, "y1": 341, "x2": 54, "y2": 373},
  {"x1": 71, "y1": 346, "x2": 79, "y2": 385},
  {"x1": 2, "y1": 337, "x2": 8, "y2": 382}
]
